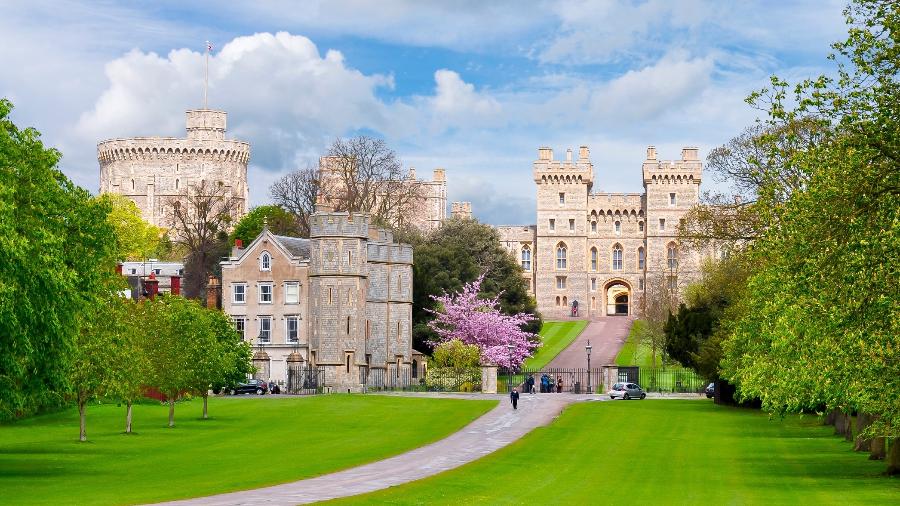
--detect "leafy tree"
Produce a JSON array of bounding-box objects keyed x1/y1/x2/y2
[
  {"x1": 431, "y1": 339, "x2": 481, "y2": 371},
  {"x1": 108, "y1": 299, "x2": 148, "y2": 434},
  {"x1": 187, "y1": 307, "x2": 252, "y2": 419},
  {"x1": 230, "y1": 205, "x2": 300, "y2": 246},
  {"x1": 98, "y1": 193, "x2": 161, "y2": 260},
  {"x1": 0, "y1": 99, "x2": 117, "y2": 421},
  {"x1": 428, "y1": 275, "x2": 538, "y2": 368},
  {"x1": 143, "y1": 297, "x2": 196, "y2": 427}
]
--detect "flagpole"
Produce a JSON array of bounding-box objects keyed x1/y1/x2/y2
[{"x1": 204, "y1": 41, "x2": 209, "y2": 109}]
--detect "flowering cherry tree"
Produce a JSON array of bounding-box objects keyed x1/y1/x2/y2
[{"x1": 428, "y1": 275, "x2": 538, "y2": 368}]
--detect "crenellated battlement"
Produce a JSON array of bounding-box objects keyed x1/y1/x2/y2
[
  {"x1": 642, "y1": 145, "x2": 702, "y2": 184},
  {"x1": 309, "y1": 212, "x2": 371, "y2": 239},
  {"x1": 533, "y1": 145, "x2": 594, "y2": 189},
  {"x1": 97, "y1": 138, "x2": 250, "y2": 165}
]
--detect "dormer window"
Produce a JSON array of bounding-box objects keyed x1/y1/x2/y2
[{"x1": 260, "y1": 252, "x2": 271, "y2": 271}]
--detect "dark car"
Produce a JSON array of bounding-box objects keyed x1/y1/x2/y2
[
  {"x1": 705, "y1": 382, "x2": 715, "y2": 398},
  {"x1": 229, "y1": 379, "x2": 268, "y2": 395}
]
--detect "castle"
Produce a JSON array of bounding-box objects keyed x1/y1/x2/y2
[
  {"x1": 498, "y1": 145, "x2": 703, "y2": 319},
  {"x1": 97, "y1": 109, "x2": 250, "y2": 231},
  {"x1": 220, "y1": 210, "x2": 418, "y2": 391}
]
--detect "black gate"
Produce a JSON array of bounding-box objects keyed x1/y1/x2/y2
[
  {"x1": 516, "y1": 368, "x2": 603, "y2": 394},
  {"x1": 618, "y1": 366, "x2": 639, "y2": 383},
  {"x1": 286, "y1": 365, "x2": 325, "y2": 395}
]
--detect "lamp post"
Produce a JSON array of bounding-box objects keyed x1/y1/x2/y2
[
  {"x1": 506, "y1": 343, "x2": 514, "y2": 393},
  {"x1": 585, "y1": 340, "x2": 593, "y2": 394}
]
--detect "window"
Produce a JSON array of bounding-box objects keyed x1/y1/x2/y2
[
  {"x1": 347, "y1": 316, "x2": 351, "y2": 335},
  {"x1": 670, "y1": 192, "x2": 676, "y2": 206},
  {"x1": 639, "y1": 278, "x2": 645, "y2": 291},
  {"x1": 667, "y1": 243, "x2": 678, "y2": 270},
  {"x1": 233, "y1": 283, "x2": 247, "y2": 304},
  {"x1": 233, "y1": 317, "x2": 246, "y2": 340},
  {"x1": 559, "y1": 192, "x2": 565, "y2": 204},
  {"x1": 154, "y1": 269, "x2": 161, "y2": 275},
  {"x1": 175, "y1": 178, "x2": 180, "y2": 190},
  {"x1": 130, "y1": 268, "x2": 136, "y2": 274},
  {"x1": 260, "y1": 252, "x2": 271, "y2": 271},
  {"x1": 556, "y1": 276, "x2": 566, "y2": 289},
  {"x1": 615, "y1": 221, "x2": 621, "y2": 234},
  {"x1": 131, "y1": 179, "x2": 135, "y2": 190},
  {"x1": 286, "y1": 316, "x2": 299, "y2": 343},
  {"x1": 346, "y1": 355, "x2": 351, "y2": 373},
  {"x1": 348, "y1": 250, "x2": 353, "y2": 265},
  {"x1": 258, "y1": 316, "x2": 271, "y2": 344},
  {"x1": 591, "y1": 221, "x2": 597, "y2": 233},
  {"x1": 521, "y1": 245, "x2": 532, "y2": 271},
  {"x1": 259, "y1": 283, "x2": 273, "y2": 303},
  {"x1": 285, "y1": 282, "x2": 299, "y2": 304},
  {"x1": 327, "y1": 287, "x2": 333, "y2": 304},
  {"x1": 659, "y1": 218, "x2": 666, "y2": 231},
  {"x1": 555, "y1": 296, "x2": 561, "y2": 306},
  {"x1": 590, "y1": 247, "x2": 598, "y2": 271},
  {"x1": 591, "y1": 278, "x2": 597, "y2": 291},
  {"x1": 612, "y1": 244, "x2": 623, "y2": 271},
  {"x1": 549, "y1": 219, "x2": 555, "y2": 231},
  {"x1": 639, "y1": 221, "x2": 644, "y2": 232},
  {"x1": 556, "y1": 243, "x2": 567, "y2": 270},
  {"x1": 569, "y1": 219, "x2": 575, "y2": 231},
  {"x1": 638, "y1": 247, "x2": 646, "y2": 270}
]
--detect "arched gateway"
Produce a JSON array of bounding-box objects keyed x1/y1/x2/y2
[{"x1": 604, "y1": 280, "x2": 631, "y2": 316}]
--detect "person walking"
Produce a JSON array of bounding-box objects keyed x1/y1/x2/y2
[
  {"x1": 510, "y1": 388, "x2": 520, "y2": 410},
  {"x1": 556, "y1": 375, "x2": 563, "y2": 393}
]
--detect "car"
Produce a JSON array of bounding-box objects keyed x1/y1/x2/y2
[
  {"x1": 228, "y1": 379, "x2": 268, "y2": 395},
  {"x1": 608, "y1": 382, "x2": 646, "y2": 400},
  {"x1": 705, "y1": 382, "x2": 715, "y2": 398}
]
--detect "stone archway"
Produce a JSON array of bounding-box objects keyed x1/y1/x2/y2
[{"x1": 604, "y1": 279, "x2": 632, "y2": 316}]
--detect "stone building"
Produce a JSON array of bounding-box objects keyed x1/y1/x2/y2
[
  {"x1": 498, "y1": 145, "x2": 703, "y2": 319},
  {"x1": 220, "y1": 210, "x2": 415, "y2": 392},
  {"x1": 451, "y1": 201, "x2": 472, "y2": 219},
  {"x1": 97, "y1": 109, "x2": 250, "y2": 231}
]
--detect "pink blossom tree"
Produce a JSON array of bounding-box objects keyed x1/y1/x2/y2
[{"x1": 428, "y1": 275, "x2": 539, "y2": 368}]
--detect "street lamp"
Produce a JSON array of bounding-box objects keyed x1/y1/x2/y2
[
  {"x1": 585, "y1": 340, "x2": 593, "y2": 394},
  {"x1": 506, "y1": 343, "x2": 514, "y2": 393}
]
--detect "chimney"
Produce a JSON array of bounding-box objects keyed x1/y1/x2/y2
[
  {"x1": 681, "y1": 147, "x2": 699, "y2": 161},
  {"x1": 565, "y1": 148, "x2": 573, "y2": 162},
  {"x1": 115, "y1": 262, "x2": 123, "y2": 276},
  {"x1": 538, "y1": 147, "x2": 553, "y2": 161},
  {"x1": 235, "y1": 239, "x2": 243, "y2": 249},
  {"x1": 144, "y1": 272, "x2": 159, "y2": 300},
  {"x1": 206, "y1": 275, "x2": 221, "y2": 309},
  {"x1": 578, "y1": 146, "x2": 589, "y2": 160},
  {"x1": 170, "y1": 275, "x2": 181, "y2": 296}
]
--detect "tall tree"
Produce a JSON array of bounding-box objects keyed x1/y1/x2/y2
[
  {"x1": 98, "y1": 193, "x2": 162, "y2": 261},
  {"x1": 230, "y1": 205, "x2": 300, "y2": 246},
  {"x1": 0, "y1": 99, "x2": 117, "y2": 421},
  {"x1": 269, "y1": 166, "x2": 319, "y2": 237},
  {"x1": 143, "y1": 297, "x2": 195, "y2": 428}
]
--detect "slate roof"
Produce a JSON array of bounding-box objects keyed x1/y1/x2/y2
[{"x1": 273, "y1": 234, "x2": 311, "y2": 260}]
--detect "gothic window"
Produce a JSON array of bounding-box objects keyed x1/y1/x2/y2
[
  {"x1": 612, "y1": 244, "x2": 623, "y2": 271},
  {"x1": 615, "y1": 221, "x2": 621, "y2": 234},
  {"x1": 521, "y1": 245, "x2": 532, "y2": 271},
  {"x1": 667, "y1": 242, "x2": 678, "y2": 270},
  {"x1": 638, "y1": 247, "x2": 646, "y2": 270},
  {"x1": 260, "y1": 252, "x2": 271, "y2": 271},
  {"x1": 590, "y1": 247, "x2": 598, "y2": 271},
  {"x1": 556, "y1": 243, "x2": 567, "y2": 270},
  {"x1": 555, "y1": 296, "x2": 561, "y2": 306},
  {"x1": 591, "y1": 221, "x2": 597, "y2": 233}
]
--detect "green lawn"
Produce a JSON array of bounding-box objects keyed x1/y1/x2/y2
[
  {"x1": 0, "y1": 395, "x2": 496, "y2": 505},
  {"x1": 331, "y1": 401, "x2": 899, "y2": 505},
  {"x1": 523, "y1": 320, "x2": 589, "y2": 370},
  {"x1": 615, "y1": 319, "x2": 657, "y2": 367}
]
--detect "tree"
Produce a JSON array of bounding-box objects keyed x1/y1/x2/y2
[
  {"x1": 270, "y1": 166, "x2": 320, "y2": 237},
  {"x1": 428, "y1": 275, "x2": 538, "y2": 368},
  {"x1": 230, "y1": 205, "x2": 300, "y2": 246},
  {"x1": 108, "y1": 299, "x2": 147, "y2": 434},
  {"x1": 165, "y1": 180, "x2": 240, "y2": 299},
  {"x1": 431, "y1": 339, "x2": 481, "y2": 372},
  {"x1": 0, "y1": 99, "x2": 118, "y2": 421},
  {"x1": 98, "y1": 193, "x2": 161, "y2": 261},
  {"x1": 187, "y1": 307, "x2": 252, "y2": 420},
  {"x1": 143, "y1": 297, "x2": 195, "y2": 428},
  {"x1": 639, "y1": 271, "x2": 680, "y2": 367}
]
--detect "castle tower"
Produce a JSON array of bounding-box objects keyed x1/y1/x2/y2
[
  {"x1": 642, "y1": 146, "x2": 702, "y2": 292},
  {"x1": 451, "y1": 201, "x2": 472, "y2": 219},
  {"x1": 97, "y1": 109, "x2": 250, "y2": 232},
  {"x1": 533, "y1": 146, "x2": 593, "y2": 318},
  {"x1": 309, "y1": 211, "x2": 370, "y2": 392}
]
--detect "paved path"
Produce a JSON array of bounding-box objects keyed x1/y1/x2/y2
[
  {"x1": 156, "y1": 393, "x2": 585, "y2": 506},
  {"x1": 546, "y1": 316, "x2": 634, "y2": 369}
]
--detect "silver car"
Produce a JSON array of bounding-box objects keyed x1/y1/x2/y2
[{"x1": 608, "y1": 382, "x2": 646, "y2": 400}]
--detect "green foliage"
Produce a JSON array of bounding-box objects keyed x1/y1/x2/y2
[
  {"x1": 229, "y1": 204, "x2": 300, "y2": 246},
  {"x1": 431, "y1": 339, "x2": 481, "y2": 370},
  {"x1": 0, "y1": 99, "x2": 117, "y2": 421},
  {"x1": 412, "y1": 217, "x2": 541, "y2": 352},
  {"x1": 98, "y1": 193, "x2": 161, "y2": 261}
]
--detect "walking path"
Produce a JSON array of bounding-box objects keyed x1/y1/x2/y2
[{"x1": 546, "y1": 316, "x2": 634, "y2": 369}]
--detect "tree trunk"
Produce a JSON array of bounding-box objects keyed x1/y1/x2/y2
[
  {"x1": 824, "y1": 408, "x2": 838, "y2": 426},
  {"x1": 78, "y1": 401, "x2": 87, "y2": 442},
  {"x1": 168, "y1": 397, "x2": 175, "y2": 428},
  {"x1": 887, "y1": 438, "x2": 900, "y2": 476},
  {"x1": 853, "y1": 412, "x2": 873, "y2": 452},
  {"x1": 870, "y1": 437, "x2": 886, "y2": 460},
  {"x1": 202, "y1": 393, "x2": 208, "y2": 419},
  {"x1": 125, "y1": 401, "x2": 133, "y2": 434},
  {"x1": 834, "y1": 411, "x2": 852, "y2": 440}
]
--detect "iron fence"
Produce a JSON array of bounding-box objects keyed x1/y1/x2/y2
[
  {"x1": 359, "y1": 366, "x2": 481, "y2": 392},
  {"x1": 515, "y1": 368, "x2": 603, "y2": 394},
  {"x1": 638, "y1": 367, "x2": 706, "y2": 393},
  {"x1": 286, "y1": 365, "x2": 325, "y2": 395}
]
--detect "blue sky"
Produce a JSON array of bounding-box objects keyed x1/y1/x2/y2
[{"x1": 0, "y1": 0, "x2": 848, "y2": 224}]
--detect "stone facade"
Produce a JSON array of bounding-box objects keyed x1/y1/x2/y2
[
  {"x1": 451, "y1": 201, "x2": 472, "y2": 219},
  {"x1": 97, "y1": 109, "x2": 250, "y2": 231},
  {"x1": 220, "y1": 210, "x2": 413, "y2": 392},
  {"x1": 501, "y1": 145, "x2": 704, "y2": 319}
]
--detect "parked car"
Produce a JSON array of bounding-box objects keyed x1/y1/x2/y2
[
  {"x1": 608, "y1": 382, "x2": 646, "y2": 400},
  {"x1": 705, "y1": 382, "x2": 715, "y2": 398},
  {"x1": 228, "y1": 379, "x2": 268, "y2": 395}
]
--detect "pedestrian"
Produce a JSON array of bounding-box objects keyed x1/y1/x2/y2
[
  {"x1": 510, "y1": 388, "x2": 519, "y2": 410},
  {"x1": 527, "y1": 375, "x2": 535, "y2": 394},
  {"x1": 556, "y1": 375, "x2": 563, "y2": 393}
]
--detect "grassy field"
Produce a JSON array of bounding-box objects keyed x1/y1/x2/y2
[
  {"x1": 331, "y1": 400, "x2": 899, "y2": 505},
  {"x1": 523, "y1": 320, "x2": 589, "y2": 370},
  {"x1": 615, "y1": 319, "x2": 658, "y2": 367},
  {"x1": 0, "y1": 395, "x2": 496, "y2": 505}
]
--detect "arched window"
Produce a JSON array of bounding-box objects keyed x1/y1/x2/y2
[
  {"x1": 555, "y1": 296, "x2": 561, "y2": 306},
  {"x1": 556, "y1": 243, "x2": 567, "y2": 270},
  {"x1": 612, "y1": 244, "x2": 623, "y2": 270},
  {"x1": 639, "y1": 221, "x2": 644, "y2": 232},
  {"x1": 638, "y1": 247, "x2": 646, "y2": 270},
  {"x1": 591, "y1": 221, "x2": 597, "y2": 233},
  {"x1": 562, "y1": 296, "x2": 568, "y2": 306},
  {"x1": 521, "y1": 245, "x2": 532, "y2": 271},
  {"x1": 412, "y1": 359, "x2": 418, "y2": 379},
  {"x1": 260, "y1": 252, "x2": 271, "y2": 271},
  {"x1": 667, "y1": 243, "x2": 678, "y2": 270},
  {"x1": 614, "y1": 221, "x2": 621, "y2": 234},
  {"x1": 590, "y1": 247, "x2": 598, "y2": 271}
]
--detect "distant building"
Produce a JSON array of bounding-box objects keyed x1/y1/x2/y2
[
  {"x1": 451, "y1": 201, "x2": 472, "y2": 219},
  {"x1": 119, "y1": 260, "x2": 184, "y2": 299}
]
